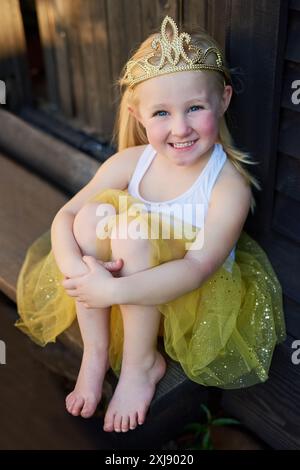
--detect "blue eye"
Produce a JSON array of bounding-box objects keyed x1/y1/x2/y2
[
  {"x1": 189, "y1": 105, "x2": 204, "y2": 112},
  {"x1": 153, "y1": 105, "x2": 204, "y2": 117},
  {"x1": 154, "y1": 110, "x2": 168, "y2": 117}
]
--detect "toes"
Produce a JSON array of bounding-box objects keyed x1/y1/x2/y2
[
  {"x1": 81, "y1": 398, "x2": 97, "y2": 418},
  {"x1": 70, "y1": 396, "x2": 84, "y2": 416},
  {"x1": 121, "y1": 416, "x2": 130, "y2": 433},
  {"x1": 137, "y1": 408, "x2": 147, "y2": 426},
  {"x1": 129, "y1": 412, "x2": 138, "y2": 430},
  {"x1": 65, "y1": 393, "x2": 75, "y2": 411},
  {"x1": 103, "y1": 411, "x2": 115, "y2": 432},
  {"x1": 114, "y1": 414, "x2": 122, "y2": 433}
]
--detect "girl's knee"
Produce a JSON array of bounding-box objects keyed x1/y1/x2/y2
[
  {"x1": 73, "y1": 202, "x2": 115, "y2": 247},
  {"x1": 110, "y1": 215, "x2": 151, "y2": 264}
]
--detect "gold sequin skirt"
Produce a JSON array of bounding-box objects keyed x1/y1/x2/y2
[{"x1": 16, "y1": 189, "x2": 286, "y2": 389}]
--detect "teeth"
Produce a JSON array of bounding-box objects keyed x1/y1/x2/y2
[{"x1": 172, "y1": 140, "x2": 196, "y2": 148}]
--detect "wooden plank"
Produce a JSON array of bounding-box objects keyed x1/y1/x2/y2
[
  {"x1": 52, "y1": 0, "x2": 73, "y2": 117},
  {"x1": 0, "y1": 153, "x2": 67, "y2": 300},
  {"x1": 183, "y1": 0, "x2": 207, "y2": 30},
  {"x1": 278, "y1": 108, "x2": 300, "y2": 160},
  {"x1": 91, "y1": 0, "x2": 120, "y2": 140},
  {"x1": 226, "y1": 0, "x2": 289, "y2": 238},
  {"x1": 290, "y1": 0, "x2": 300, "y2": 12},
  {"x1": 19, "y1": 106, "x2": 115, "y2": 162},
  {"x1": 276, "y1": 153, "x2": 300, "y2": 202},
  {"x1": 0, "y1": 109, "x2": 99, "y2": 195},
  {"x1": 72, "y1": 0, "x2": 101, "y2": 131},
  {"x1": 35, "y1": 0, "x2": 60, "y2": 107},
  {"x1": 65, "y1": 0, "x2": 88, "y2": 123},
  {"x1": 222, "y1": 336, "x2": 300, "y2": 449},
  {"x1": 9, "y1": 0, "x2": 32, "y2": 104},
  {"x1": 0, "y1": 0, "x2": 31, "y2": 108},
  {"x1": 107, "y1": 0, "x2": 143, "y2": 122},
  {"x1": 283, "y1": 295, "x2": 300, "y2": 339},
  {"x1": 285, "y1": 9, "x2": 300, "y2": 63},
  {"x1": 207, "y1": 0, "x2": 228, "y2": 48},
  {"x1": 272, "y1": 191, "x2": 300, "y2": 244},
  {"x1": 260, "y1": 231, "x2": 300, "y2": 305},
  {"x1": 281, "y1": 60, "x2": 300, "y2": 113},
  {"x1": 140, "y1": 0, "x2": 179, "y2": 38}
]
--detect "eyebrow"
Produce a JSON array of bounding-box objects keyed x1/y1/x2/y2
[{"x1": 148, "y1": 97, "x2": 208, "y2": 111}]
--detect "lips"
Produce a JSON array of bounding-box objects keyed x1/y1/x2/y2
[{"x1": 169, "y1": 139, "x2": 198, "y2": 149}]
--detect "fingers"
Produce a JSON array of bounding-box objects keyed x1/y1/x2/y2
[
  {"x1": 65, "y1": 289, "x2": 79, "y2": 298},
  {"x1": 62, "y1": 278, "x2": 77, "y2": 289},
  {"x1": 103, "y1": 259, "x2": 123, "y2": 272}
]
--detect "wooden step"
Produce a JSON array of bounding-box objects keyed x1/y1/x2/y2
[
  {"x1": 0, "y1": 108, "x2": 99, "y2": 195},
  {"x1": 222, "y1": 336, "x2": 300, "y2": 450}
]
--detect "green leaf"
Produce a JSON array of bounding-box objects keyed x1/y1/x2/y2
[
  {"x1": 200, "y1": 403, "x2": 212, "y2": 423},
  {"x1": 202, "y1": 430, "x2": 212, "y2": 450},
  {"x1": 212, "y1": 418, "x2": 240, "y2": 426}
]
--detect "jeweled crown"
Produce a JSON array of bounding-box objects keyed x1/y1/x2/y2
[{"x1": 123, "y1": 16, "x2": 226, "y2": 88}]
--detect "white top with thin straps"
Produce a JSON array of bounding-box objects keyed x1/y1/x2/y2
[{"x1": 127, "y1": 143, "x2": 236, "y2": 272}]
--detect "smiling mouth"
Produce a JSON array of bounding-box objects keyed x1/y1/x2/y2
[{"x1": 169, "y1": 139, "x2": 198, "y2": 149}]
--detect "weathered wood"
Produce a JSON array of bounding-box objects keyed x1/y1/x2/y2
[
  {"x1": 290, "y1": 0, "x2": 300, "y2": 12},
  {"x1": 140, "y1": 0, "x2": 178, "y2": 39},
  {"x1": 89, "y1": 0, "x2": 115, "y2": 139},
  {"x1": 52, "y1": 0, "x2": 73, "y2": 117},
  {"x1": 276, "y1": 153, "x2": 300, "y2": 202},
  {"x1": 0, "y1": 0, "x2": 32, "y2": 109},
  {"x1": 66, "y1": 0, "x2": 88, "y2": 123},
  {"x1": 183, "y1": 0, "x2": 207, "y2": 30},
  {"x1": 259, "y1": 230, "x2": 300, "y2": 307},
  {"x1": 19, "y1": 106, "x2": 115, "y2": 161},
  {"x1": 285, "y1": 8, "x2": 300, "y2": 63},
  {"x1": 284, "y1": 295, "x2": 300, "y2": 339},
  {"x1": 222, "y1": 337, "x2": 300, "y2": 450},
  {"x1": 272, "y1": 191, "x2": 300, "y2": 244},
  {"x1": 278, "y1": 108, "x2": 300, "y2": 160},
  {"x1": 226, "y1": 0, "x2": 289, "y2": 238},
  {"x1": 0, "y1": 153, "x2": 67, "y2": 300},
  {"x1": 0, "y1": 109, "x2": 99, "y2": 194},
  {"x1": 35, "y1": 0, "x2": 60, "y2": 108}
]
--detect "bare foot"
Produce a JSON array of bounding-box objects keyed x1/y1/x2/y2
[
  {"x1": 66, "y1": 348, "x2": 109, "y2": 418},
  {"x1": 103, "y1": 351, "x2": 166, "y2": 432}
]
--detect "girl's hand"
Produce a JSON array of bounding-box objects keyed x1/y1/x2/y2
[{"x1": 62, "y1": 256, "x2": 123, "y2": 308}]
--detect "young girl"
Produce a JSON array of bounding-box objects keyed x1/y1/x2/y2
[{"x1": 16, "y1": 16, "x2": 286, "y2": 434}]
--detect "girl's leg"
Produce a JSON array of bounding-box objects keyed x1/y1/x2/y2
[
  {"x1": 103, "y1": 219, "x2": 166, "y2": 433},
  {"x1": 66, "y1": 203, "x2": 114, "y2": 418}
]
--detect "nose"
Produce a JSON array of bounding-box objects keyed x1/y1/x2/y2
[{"x1": 171, "y1": 114, "x2": 192, "y2": 138}]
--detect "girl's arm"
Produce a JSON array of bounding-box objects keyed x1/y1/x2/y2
[
  {"x1": 50, "y1": 147, "x2": 142, "y2": 277},
  {"x1": 113, "y1": 173, "x2": 252, "y2": 306}
]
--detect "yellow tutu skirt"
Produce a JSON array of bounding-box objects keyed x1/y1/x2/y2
[{"x1": 16, "y1": 189, "x2": 286, "y2": 389}]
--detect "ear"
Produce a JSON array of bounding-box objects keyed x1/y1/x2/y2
[
  {"x1": 128, "y1": 105, "x2": 144, "y2": 126},
  {"x1": 219, "y1": 85, "x2": 233, "y2": 116}
]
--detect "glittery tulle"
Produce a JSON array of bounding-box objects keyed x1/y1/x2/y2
[{"x1": 16, "y1": 189, "x2": 286, "y2": 389}]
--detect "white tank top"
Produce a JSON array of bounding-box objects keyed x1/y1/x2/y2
[{"x1": 128, "y1": 143, "x2": 236, "y2": 271}]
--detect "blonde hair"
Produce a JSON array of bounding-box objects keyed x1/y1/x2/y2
[{"x1": 112, "y1": 29, "x2": 260, "y2": 213}]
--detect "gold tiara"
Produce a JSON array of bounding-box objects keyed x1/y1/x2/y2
[{"x1": 123, "y1": 16, "x2": 226, "y2": 88}]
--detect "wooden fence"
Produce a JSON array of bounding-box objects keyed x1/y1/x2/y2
[{"x1": 0, "y1": 0, "x2": 228, "y2": 140}]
